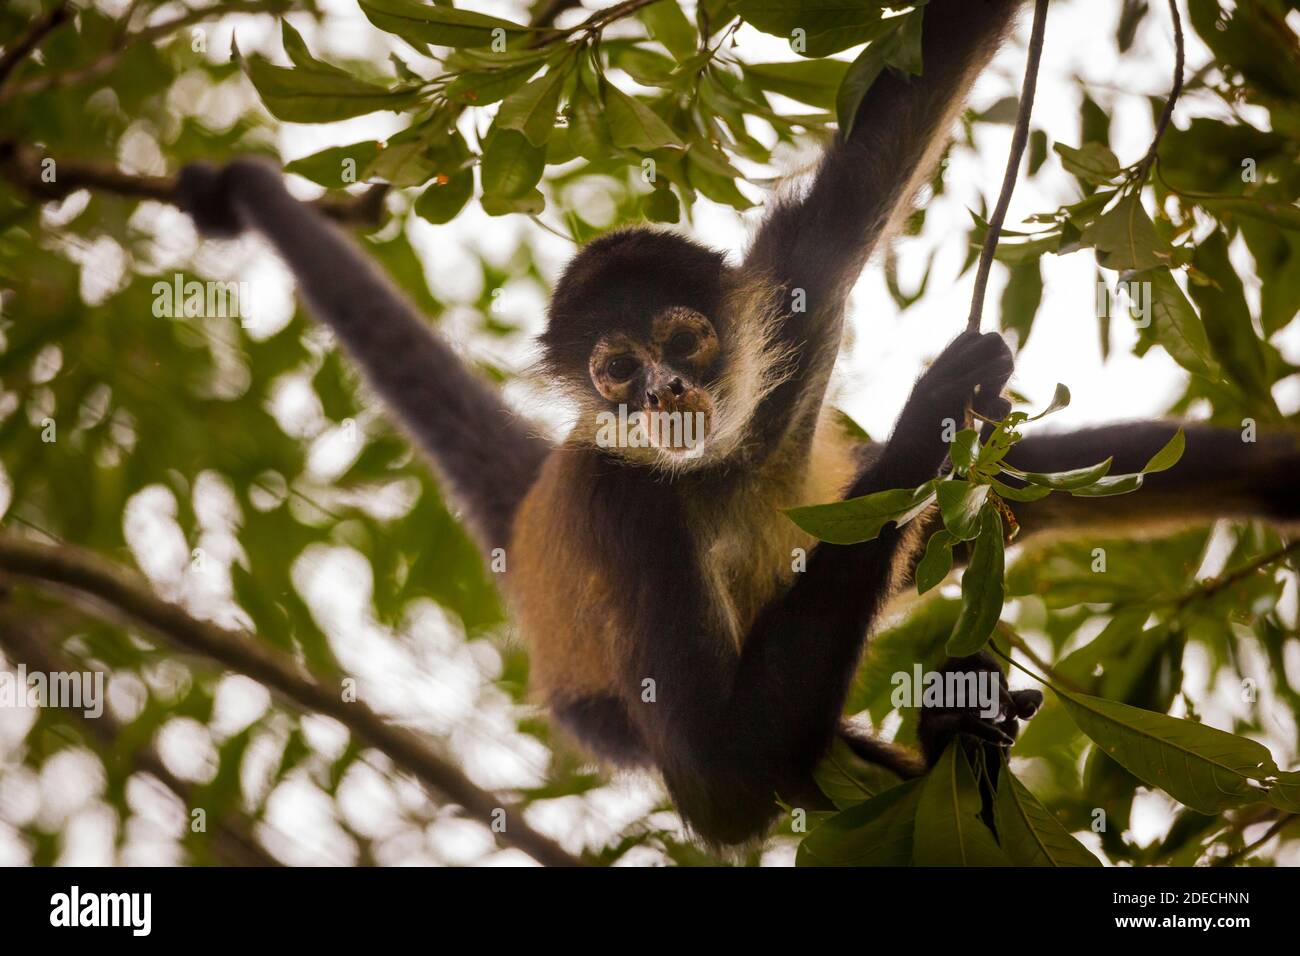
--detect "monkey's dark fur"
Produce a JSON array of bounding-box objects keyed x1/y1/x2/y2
[{"x1": 177, "y1": 0, "x2": 1299, "y2": 847}]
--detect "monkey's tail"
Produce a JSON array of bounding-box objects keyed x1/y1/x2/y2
[
  {"x1": 1005, "y1": 421, "x2": 1300, "y2": 536},
  {"x1": 175, "y1": 159, "x2": 550, "y2": 556}
]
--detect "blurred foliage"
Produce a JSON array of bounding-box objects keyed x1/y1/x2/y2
[{"x1": 0, "y1": 0, "x2": 1298, "y2": 867}]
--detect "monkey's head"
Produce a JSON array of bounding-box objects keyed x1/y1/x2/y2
[{"x1": 543, "y1": 228, "x2": 749, "y2": 467}]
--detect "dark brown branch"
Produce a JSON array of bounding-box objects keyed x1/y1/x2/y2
[
  {"x1": 0, "y1": 0, "x2": 71, "y2": 92},
  {"x1": 0, "y1": 534, "x2": 584, "y2": 867},
  {"x1": 0, "y1": 142, "x2": 390, "y2": 227},
  {"x1": 0, "y1": 610, "x2": 280, "y2": 866},
  {"x1": 966, "y1": 0, "x2": 1049, "y2": 333},
  {"x1": 1133, "y1": 0, "x2": 1185, "y2": 184}
]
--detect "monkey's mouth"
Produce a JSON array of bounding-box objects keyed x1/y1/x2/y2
[{"x1": 641, "y1": 390, "x2": 713, "y2": 456}]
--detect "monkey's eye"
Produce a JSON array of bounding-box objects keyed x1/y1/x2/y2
[
  {"x1": 668, "y1": 330, "x2": 698, "y2": 356},
  {"x1": 606, "y1": 356, "x2": 638, "y2": 382}
]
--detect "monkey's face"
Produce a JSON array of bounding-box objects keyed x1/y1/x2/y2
[{"x1": 587, "y1": 307, "x2": 720, "y2": 457}]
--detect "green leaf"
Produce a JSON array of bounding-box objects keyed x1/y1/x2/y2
[
  {"x1": 1054, "y1": 142, "x2": 1122, "y2": 185},
  {"x1": 242, "y1": 51, "x2": 415, "y2": 123},
  {"x1": 935, "y1": 480, "x2": 990, "y2": 541},
  {"x1": 641, "y1": 185, "x2": 680, "y2": 223},
  {"x1": 569, "y1": 66, "x2": 611, "y2": 160},
  {"x1": 735, "y1": 0, "x2": 893, "y2": 57},
  {"x1": 480, "y1": 128, "x2": 545, "y2": 198},
  {"x1": 1141, "y1": 427, "x2": 1185, "y2": 474},
  {"x1": 1083, "y1": 192, "x2": 1172, "y2": 272},
  {"x1": 949, "y1": 429, "x2": 981, "y2": 472},
  {"x1": 1270, "y1": 770, "x2": 1300, "y2": 813},
  {"x1": 1190, "y1": 231, "x2": 1276, "y2": 411},
  {"x1": 813, "y1": 736, "x2": 904, "y2": 809},
  {"x1": 638, "y1": 1, "x2": 698, "y2": 60},
  {"x1": 744, "y1": 59, "x2": 850, "y2": 110},
  {"x1": 797, "y1": 779, "x2": 924, "y2": 866},
  {"x1": 414, "y1": 169, "x2": 473, "y2": 224},
  {"x1": 786, "y1": 483, "x2": 934, "y2": 546},
  {"x1": 913, "y1": 744, "x2": 1009, "y2": 866},
  {"x1": 988, "y1": 477, "x2": 1053, "y2": 503},
  {"x1": 999, "y1": 259, "x2": 1043, "y2": 350},
  {"x1": 946, "y1": 506, "x2": 1005, "y2": 656},
  {"x1": 1012, "y1": 458, "x2": 1113, "y2": 490},
  {"x1": 1028, "y1": 382, "x2": 1071, "y2": 421},
  {"x1": 1143, "y1": 269, "x2": 1222, "y2": 381},
  {"x1": 446, "y1": 61, "x2": 541, "y2": 106},
  {"x1": 1056, "y1": 690, "x2": 1278, "y2": 814},
  {"x1": 285, "y1": 141, "x2": 380, "y2": 187},
  {"x1": 496, "y1": 68, "x2": 567, "y2": 146},
  {"x1": 605, "y1": 84, "x2": 685, "y2": 150},
  {"x1": 481, "y1": 189, "x2": 544, "y2": 216},
  {"x1": 359, "y1": 0, "x2": 531, "y2": 48},
  {"x1": 915, "y1": 529, "x2": 955, "y2": 595},
  {"x1": 994, "y1": 770, "x2": 1102, "y2": 866}
]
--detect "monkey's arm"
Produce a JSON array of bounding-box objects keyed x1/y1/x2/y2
[
  {"x1": 743, "y1": 0, "x2": 1026, "y2": 446},
  {"x1": 175, "y1": 160, "x2": 549, "y2": 555}
]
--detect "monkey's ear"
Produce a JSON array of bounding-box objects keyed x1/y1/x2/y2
[{"x1": 174, "y1": 161, "x2": 246, "y2": 238}]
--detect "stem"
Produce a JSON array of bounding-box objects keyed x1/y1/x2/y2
[
  {"x1": 1173, "y1": 539, "x2": 1300, "y2": 610},
  {"x1": 966, "y1": 0, "x2": 1049, "y2": 333},
  {"x1": 1132, "y1": 0, "x2": 1184, "y2": 186},
  {"x1": 0, "y1": 534, "x2": 584, "y2": 867},
  {"x1": 1210, "y1": 813, "x2": 1295, "y2": 867}
]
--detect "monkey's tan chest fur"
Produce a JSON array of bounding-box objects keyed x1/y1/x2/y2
[{"x1": 511, "y1": 415, "x2": 858, "y2": 702}]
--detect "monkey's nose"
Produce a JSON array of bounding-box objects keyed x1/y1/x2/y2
[{"x1": 647, "y1": 378, "x2": 685, "y2": 407}]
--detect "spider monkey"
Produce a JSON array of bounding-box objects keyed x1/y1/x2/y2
[{"x1": 176, "y1": 0, "x2": 1299, "y2": 846}]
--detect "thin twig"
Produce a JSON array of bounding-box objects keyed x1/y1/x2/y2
[
  {"x1": 0, "y1": 534, "x2": 584, "y2": 867},
  {"x1": 996, "y1": 622, "x2": 1085, "y2": 695},
  {"x1": 1132, "y1": 0, "x2": 1184, "y2": 185},
  {"x1": 966, "y1": 0, "x2": 1050, "y2": 333},
  {"x1": 1172, "y1": 539, "x2": 1300, "y2": 610},
  {"x1": 1210, "y1": 813, "x2": 1295, "y2": 867},
  {"x1": 0, "y1": 0, "x2": 71, "y2": 92}
]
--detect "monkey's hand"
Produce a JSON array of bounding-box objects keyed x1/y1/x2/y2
[
  {"x1": 916, "y1": 651, "x2": 1042, "y2": 769},
  {"x1": 174, "y1": 159, "x2": 272, "y2": 238},
  {"x1": 882, "y1": 331, "x2": 1014, "y2": 485}
]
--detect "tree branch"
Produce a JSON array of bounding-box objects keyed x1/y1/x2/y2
[
  {"x1": 0, "y1": 0, "x2": 70, "y2": 93},
  {"x1": 0, "y1": 141, "x2": 390, "y2": 227},
  {"x1": 0, "y1": 610, "x2": 281, "y2": 867},
  {"x1": 966, "y1": 0, "x2": 1049, "y2": 333},
  {"x1": 0, "y1": 534, "x2": 584, "y2": 867}
]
